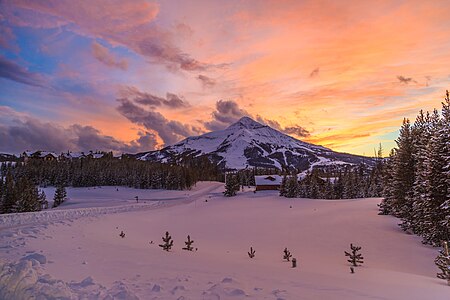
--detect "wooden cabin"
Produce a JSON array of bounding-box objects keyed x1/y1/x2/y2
[{"x1": 255, "y1": 175, "x2": 283, "y2": 191}]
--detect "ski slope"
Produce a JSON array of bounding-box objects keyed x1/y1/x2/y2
[{"x1": 0, "y1": 182, "x2": 447, "y2": 299}]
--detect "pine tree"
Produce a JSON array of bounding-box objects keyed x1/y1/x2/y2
[
  {"x1": 279, "y1": 174, "x2": 287, "y2": 197},
  {"x1": 224, "y1": 173, "x2": 239, "y2": 197},
  {"x1": 159, "y1": 231, "x2": 174, "y2": 251},
  {"x1": 38, "y1": 190, "x2": 48, "y2": 210},
  {"x1": 438, "y1": 92, "x2": 450, "y2": 244},
  {"x1": 53, "y1": 185, "x2": 67, "y2": 208},
  {"x1": 248, "y1": 246, "x2": 256, "y2": 258},
  {"x1": 435, "y1": 241, "x2": 450, "y2": 285},
  {"x1": 345, "y1": 243, "x2": 364, "y2": 267},
  {"x1": 283, "y1": 247, "x2": 292, "y2": 261},
  {"x1": 182, "y1": 235, "x2": 194, "y2": 251},
  {"x1": 409, "y1": 110, "x2": 432, "y2": 234},
  {"x1": 284, "y1": 175, "x2": 299, "y2": 198},
  {"x1": 14, "y1": 177, "x2": 41, "y2": 213},
  {"x1": 2, "y1": 172, "x2": 16, "y2": 214},
  {"x1": 392, "y1": 119, "x2": 415, "y2": 223}
]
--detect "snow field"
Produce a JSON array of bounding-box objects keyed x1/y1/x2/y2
[{"x1": 0, "y1": 182, "x2": 448, "y2": 299}]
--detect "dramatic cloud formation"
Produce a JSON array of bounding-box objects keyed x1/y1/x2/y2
[
  {"x1": 116, "y1": 99, "x2": 200, "y2": 146},
  {"x1": 1, "y1": 0, "x2": 216, "y2": 72},
  {"x1": 204, "y1": 100, "x2": 310, "y2": 138},
  {"x1": 2, "y1": 0, "x2": 450, "y2": 155},
  {"x1": 283, "y1": 126, "x2": 310, "y2": 138},
  {"x1": 91, "y1": 42, "x2": 128, "y2": 70},
  {"x1": 120, "y1": 86, "x2": 189, "y2": 109},
  {"x1": 256, "y1": 116, "x2": 310, "y2": 138},
  {"x1": 0, "y1": 106, "x2": 154, "y2": 153},
  {"x1": 204, "y1": 100, "x2": 250, "y2": 131},
  {"x1": 0, "y1": 56, "x2": 46, "y2": 87}
]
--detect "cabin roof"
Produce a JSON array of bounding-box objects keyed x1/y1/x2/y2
[{"x1": 255, "y1": 175, "x2": 283, "y2": 186}]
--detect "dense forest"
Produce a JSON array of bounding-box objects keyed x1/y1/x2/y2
[
  {"x1": 279, "y1": 159, "x2": 384, "y2": 199},
  {"x1": 379, "y1": 91, "x2": 450, "y2": 246},
  {"x1": 0, "y1": 155, "x2": 221, "y2": 214}
]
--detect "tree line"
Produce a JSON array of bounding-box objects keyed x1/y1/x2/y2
[
  {"x1": 0, "y1": 155, "x2": 222, "y2": 214},
  {"x1": 279, "y1": 159, "x2": 384, "y2": 199},
  {"x1": 379, "y1": 91, "x2": 450, "y2": 246}
]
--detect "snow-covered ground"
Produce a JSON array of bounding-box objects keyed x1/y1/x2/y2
[{"x1": 0, "y1": 182, "x2": 447, "y2": 299}]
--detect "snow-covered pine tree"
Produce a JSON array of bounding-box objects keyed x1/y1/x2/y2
[
  {"x1": 38, "y1": 190, "x2": 48, "y2": 210},
  {"x1": 438, "y1": 91, "x2": 450, "y2": 243},
  {"x1": 345, "y1": 243, "x2": 364, "y2": 267},
  {"x1": 435, "y1": 241, "x2": 450, "y2": 285},
  {"x1": 182, "y1": 235, "x2": 194, "y2": 251},
  {"x1": 14, "y1": 177, "x2": 41, "y2": 213},
  {"x1": 1, "y1": 172, "x2": 16, "y2": 214},
  {"x1": 419, "y1": 107, "x2": 449, "y2": 245},
  {"x1": 378, "y1": 149, "x2": 396, "y2": 214},
  {"x1": 52, "y1": 185, "x2": 67, "y2": 208},
  {"x1": 284, "y1": 175, "x2": 299, "y2": 198},
  {"x1": 392, "y1": 119, "x2": 415, "y2": 223},
  {"x1": 279, "y1": 174, "x2": 288, "y2": 197},
  {"x1": 224, "y1": 173, "x2": 239, "y2": 197},
  {"x1": 159, "y1": 231, "x2": 174, "y2": 251},
  {"x1": 409, "y1": 110, "x2": 432, "y2": 235}
]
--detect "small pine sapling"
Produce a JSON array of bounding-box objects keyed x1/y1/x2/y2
[
  {"x1": 248, "y1": 247, "x2": 256, "y2": 258},
  {"x1": 345, "y1": 243, "x2": 364, "y2": 267},
  {"x1": 182, "y1": 235, "x2": 194, "y2": 251},
  {"x1": 435, "y1": 241, "x2": 450, "y2": 286},
  {"x1": 159, "y1": 231, "x2": 174, "y2": 251},
  {"x1": 283, "y1": 247, "x2": 292, "y2": 261}
]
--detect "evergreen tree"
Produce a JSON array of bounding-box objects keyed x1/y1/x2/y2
[
  {"x1": 182, "y1": 235, "x2": 194, "y2": 251},
  {"x1": 279, "y1": 174, "x2": 288, "y2": 197},
  {"x1": 392, "y1": 119, "x2": 415, "y2": 222},
  {"x1": 248, "y1": 246, "x2": 256, "y2": 258},
  {"x1": 159, "y1": 231, "x2": 174, "y2": 251},
  {"x1": 284, "y1": 175, "x2": 299, "y2": 198},
  {"x1": 224, "y1": 173, "x2": 239, "y2": 197},
  {"x1": 438, "y1": 91, "x2": 450, "y2": 243},
  {"x1": 14, "y1": 177, "x2": 41, "y2": 213},
  {"x1": 345, "y1": 243, "x2": 364, "y2": 267},
  {"x1": 378, "y1": 149, "x2": 396, "y2": 215},
  {"x1": 435, "y1": 241, "x2": 450, "y2": 285},
  {"x1": 283, "y1": 247, "x2": 292, "y2": 261},
  {"x1": 38, "y1": 190, "x2": 48, "y2": 210},
  {"x1": 2, "y1": 172, "x2": 16, "y2": 214},
  {"x1": 53, "y1": 185, "x2": 67, "y2": 208}
]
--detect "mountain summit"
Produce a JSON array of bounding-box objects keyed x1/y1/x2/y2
[{"x1": 137, "y1": 117, "x2": 372, "y2": 170}]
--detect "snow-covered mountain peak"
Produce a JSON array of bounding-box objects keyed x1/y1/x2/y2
[
  {"x1": 227, "y1": 116, "x2": 266, "y2": 130},
  {"x1": 137, "y1": 116, "x2": 374, "y2": 170}
]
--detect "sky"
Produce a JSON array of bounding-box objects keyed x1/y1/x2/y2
[{"x1": 1, "y1": 0, "x2": 450, "y2": 156}]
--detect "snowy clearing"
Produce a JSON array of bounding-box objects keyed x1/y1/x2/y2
[{"x1": 0, "y1": 182, "x2": 447, "y2": 299}]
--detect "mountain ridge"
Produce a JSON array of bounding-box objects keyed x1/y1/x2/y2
[{"x1": 137, "y1": 117, "x2": 374, "y2": 171}]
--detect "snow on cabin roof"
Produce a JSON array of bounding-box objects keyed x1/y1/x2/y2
[
  {"x1": 40, "y1": 151, "x2": 58, "y2": 157},
  {"x1": 60, "y1": 152, "x2": 86, "y2": 158},
  {"x1": 255, "y1": 175, "x2": 283, "y2": 186}
]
